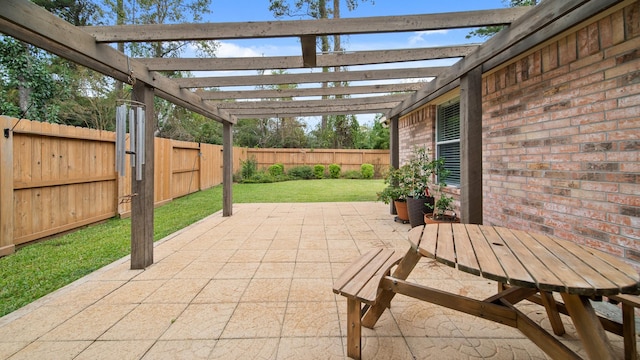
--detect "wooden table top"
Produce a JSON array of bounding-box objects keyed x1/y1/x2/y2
[{"x1": 409, "y1": 224, "x2": 640, "y2": 296}]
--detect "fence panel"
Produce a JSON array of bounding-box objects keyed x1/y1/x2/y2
[
  {"x1": 246, "y1": 148, "x2": 390, "y2": 175},
  {"x1": 11, "y1": 120, "x2": 117, "y2": 245}
]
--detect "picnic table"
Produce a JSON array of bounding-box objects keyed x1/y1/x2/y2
[{"x1": 334, "y1": 223, "x2": 640, "y2": 360}]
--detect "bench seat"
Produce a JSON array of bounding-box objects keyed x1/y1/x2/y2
[{"x1": 333, "y1": 248, "x2": 405, "y2": 360}]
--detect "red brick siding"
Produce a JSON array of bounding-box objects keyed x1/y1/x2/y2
[
  {"x1": 398, "y1": 2, "x2": 640, "y2": 268},
  {"x1": 483, "y1": 2, "x2": 640, "y2": 266}
]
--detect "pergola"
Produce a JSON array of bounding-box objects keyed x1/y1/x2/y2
[{"x1": 0, "y1": 0, "x2": 622, "y2": 268}]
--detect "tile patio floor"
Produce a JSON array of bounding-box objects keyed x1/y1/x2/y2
[{"x1": 0, "y1": 202, "x2": 630, "y2": 359}]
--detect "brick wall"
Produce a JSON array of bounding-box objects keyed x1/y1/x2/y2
[
  {"x1": 399, "y1": 2, "x2": 640, "y2": 267},
  {"x1": 398, "y1": 105, "x2": 436, "y2": 163}
]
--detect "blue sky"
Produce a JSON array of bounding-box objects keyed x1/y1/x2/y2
[{"x1": 193, "y1": 0, "x2": 510, "y2": 126}]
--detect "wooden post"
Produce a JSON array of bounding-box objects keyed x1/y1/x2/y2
[
  {"x1": 389, "y1": 115, "x2": 399, "y2": 215},
  {"x1": 130, "y1": 83, "x2": 154, "y2": 269},
  {"x1": 0, "y1": 116, "x2": 15, "y2": 256},
  {"x1": 460, "y1": 66, "x2": 483, "y2": 224},
  {"x1": 222, "y1": 121, "x2": 233, "y2": 217}
]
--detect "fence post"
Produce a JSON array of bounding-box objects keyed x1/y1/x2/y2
[{"x1": 0, "y1": 116, "x2": 15, "y2": 256}]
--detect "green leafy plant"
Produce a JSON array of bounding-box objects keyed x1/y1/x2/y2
[
  {"x1": 342, "y1": 170, "x2": 362, "y2": 179},
  {"x1": 377, "y1": 166, "x2": 408, "y2": 204},
  {"x1": 268, "y1": 163, "x2": 285, "y2": 177},
  {"x1": 288, "y1": 165, "x2": 315, "y2": 179},
  {"x1": 361, "y1": 164, "x2": 374, "y2": 179},
  {"x1": 328, "y1": 163, "x2": 341, "y2": 179},
  {"x1": 240, "y1": 156, "x2": 258, "y2": 180},
  {"x1": 313, "y1": 164, "x2": 325, "y2": 179}
]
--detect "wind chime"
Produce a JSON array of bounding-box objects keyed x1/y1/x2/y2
[{"x1": 115, "y1": 101, "x2": 146, "y2": 181}]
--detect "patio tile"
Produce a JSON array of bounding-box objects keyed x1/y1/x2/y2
[
  {"x1": 227, "y1": 249, "x2": 267, "y2": 262},
  {"x1": 160, "y1": 303, "x2": 236, "y2": 340},
  {"x1": 276, "y1": 337, "x2": 345, "y2": 359},
  {"x1": 6, "y1": 340, "x2": 91, "y2": 360},
  {"x1": 0, "y1": 305, "x2": 83, "y2": 342},
  {"x1": 288, "y1": 278, "x2": 336, "y2": 302},
  {"x1": 254, "y1": 261, "x2": 296, "y2": 278},
  {"x1": 174, "y1": 260, "x2": 223, "y2": 279},
  {"x1": 208, "y1": 338, "x2": 279, "y2": 359},
  {"x1": 100, "y1": 280, "x2": 166, "y2": 304},
  {"x1": 282, "y1": 302, "x2": 341, "y2": 337},
  {"x1": 295, "y1": 249, "x2": 329, "y2": 262},
  {"x1": 405, "y1": 337, "x2": 481, "y2": 359},
  {"x1": 220, "y1": 302, "x2": 286, "y2": 339},
  {"x1": 40, "y1": 303, "x2": 136, "y2": 340},
  {"x1": 74, "y1": 340, "x2": 154, "y2": 360},
  {"x1": 293, "y1": 261, "x2": 333, "y2": 278},
  {"x1": 0, "y1": 342, "x2": 27, "y2": 359},
  {"x1": 143, "y1": 278, "x2": 209, "y2": 303},
  {"x1": 99, "y1": 303, "x2": 187, "y2": 340},
  {"x1": 142, "y1": 340, "x2": 216, "y2": 359},
  {"x1": 191, "y1": 278, "x2": 250, "y2": 304},
  {"x1": 215, "y1": 261, "x2": 260, "y2": 279},
  {"x1": 241, "y1": 278, "x2": 292, "y2": 302},
  {"x1": 360, "y1": 336, "x2": 415, "y2": 360},
  {"x1": 262, "y1": 249, "x2": 298, "y2": 262}
]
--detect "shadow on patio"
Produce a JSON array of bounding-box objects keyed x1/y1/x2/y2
[{"x1": 0, "y1": 202, "x2": 627, "y2": 359}]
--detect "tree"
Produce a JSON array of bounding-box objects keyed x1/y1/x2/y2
[
  {"x1": 467, "y1": 0, "x2": 539, "y2": 39},
  {"x1": 0, "y1": 36, "x2": 71, "y2": 123}
]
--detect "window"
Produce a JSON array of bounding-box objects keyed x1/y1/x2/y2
[{"x1": 436, "y1": 98, "x2": 460, "y2": 187}]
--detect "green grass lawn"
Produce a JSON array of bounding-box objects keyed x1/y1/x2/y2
[{"x1": 0, "y1": 179, "x2": 384, "y2": 317}]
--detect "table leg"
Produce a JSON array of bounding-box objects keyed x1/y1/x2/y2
[
  {"x1": 540, "y1": 291, "x2": 566, "y2": 336},
  {"x1": 561, "y1": 293, "x2": 617, "y2": 360},
  {"x1": 361, "y1": 248, "x2": 421, "y2": 328}
]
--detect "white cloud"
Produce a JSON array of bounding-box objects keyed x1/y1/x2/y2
[
  {"x1": 408, "y1": 30, "x2": 450, "y2": 46},
  {"x1": 216, "y1": 42, "x2": 263, "y2": 58}
]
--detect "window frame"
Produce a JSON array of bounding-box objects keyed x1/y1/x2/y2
[{"x1": 435, "y1": 97, "x2": 461, "y2": 187}]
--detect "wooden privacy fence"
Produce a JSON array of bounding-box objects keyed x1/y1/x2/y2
[
  {"x1": 247, "y1": 148, "x2": 389, "y2": 176},
  {"x1": 0, "y1": 116, "x2": 245, "y2": 254},
  {"x1": 0, "y1": 116, "x2": 389, "y2": 254}
]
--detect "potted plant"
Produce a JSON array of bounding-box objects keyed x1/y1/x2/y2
[
  {"x1": 404, "y1": 146, "x2": 437, "y2": 228},
  {"x1": 424, "y1": 191, "x2": 459, "y2": 223},
  {"x1": 377, "y1": 166, "x2": 410, "y2": 223},
  {"x1": 424, "y1": 159, "x2": 459, "y2": 223}
]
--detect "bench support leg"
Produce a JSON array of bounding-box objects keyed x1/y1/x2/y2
[
  {"x1": 362, "y1": 248, "x2": 421, "y2": 328},
  {"x1": 621, "y1": 302, "x2": 637, "y2": 360},
  {"x1": 347, "y1": 298, "x2": 362, "y2": 360}
]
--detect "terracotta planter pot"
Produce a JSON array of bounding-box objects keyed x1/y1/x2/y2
[
  {"x1": 393, "y1": 199, "x2": 409, "y2": 222},
  {"x1": 424, "y1": 212, "x2": 460, "y2": 224}
]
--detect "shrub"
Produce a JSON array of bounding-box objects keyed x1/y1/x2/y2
[
  {"x1": 361, "y1": 163, "x2": 374, "y2": 179},
  {"x1": 240, "y1": 156, "x2": 258, "y2": 180},
  {"x1": 328, "y1": 163, "x2": 341, "y2": 179},
  {"x1": 242, "y1": 172, "x2": 276, "y2": 183},
  {"x1": 343, "y1": 170, "x2": 362, "y2": 179},
  {"x1": 268, "y1": 163, "x2": 285, "y2": 177},
  {"x1": 313, "y1": 164, "x2": 325, "y2": 179},
  {"x1": 288, "y1": 165, "x2": 315, "y2": 180}
]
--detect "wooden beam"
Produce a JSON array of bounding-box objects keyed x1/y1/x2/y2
[
  {"x1": 228, "y1": 104, "x2": 398, "y2": 118},
  {"x1": 0, "y1": 117, "x2": 15, "y2": 257},
  {"x1": 459, "y1": 66, "x2": 482, "y2": 225},
  {"x1": 389, "y1": 0, "x2": 622, "y2": 118},
  {"x1": 176, "y1": 67, "x2": 445, "y2": 88},
  {"x1": 197, "y1": 83, "x2": 424, "y2": 100},
  {"x1": 130, "y1": 83, "x2": 154, "y2": 270},
  {"x1": 139, "y1": 45, "x2": 479, "y2": 71},
  {"x1": 222, "y1": 122, "x2": 232, "y2": 217},
  {"x1": 0, "y1": 0, "x2": 235, "y2": 124},
  {"x1": 84, "y1": 8, "x2": 531, "y2": 42},
  {"x1": 211, "y1": 94, "x2": 407, "y2": 109},
  {"x1": 300, "y1": 35, "x2": 317, "y2": 67}
]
